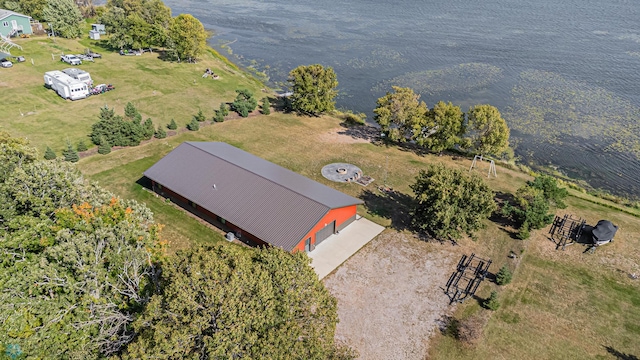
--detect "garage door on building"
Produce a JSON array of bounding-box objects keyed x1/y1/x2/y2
[{"x1": 315, "y1": 220, "x2": 336, "y2": 246}]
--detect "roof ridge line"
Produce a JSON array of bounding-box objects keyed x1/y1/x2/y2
[{"x1": 184, "y1": 142, "x2": 334, "y2": 210}]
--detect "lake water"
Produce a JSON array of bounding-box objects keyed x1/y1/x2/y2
[{"x1": 167, "y1": 0, "x2": 640, "y2": 198}]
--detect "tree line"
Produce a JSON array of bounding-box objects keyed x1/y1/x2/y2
[{"x1": 0, "y1": 132, "x2": 354, "y2": 359}]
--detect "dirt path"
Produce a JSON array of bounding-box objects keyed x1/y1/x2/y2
[{"x1": 323, "y1": 230, "x2": 457, "y2": 359}]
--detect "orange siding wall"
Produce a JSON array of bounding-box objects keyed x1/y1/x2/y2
[{"x1": 292, "y1": 205, "x2": 358, "y2": 253}]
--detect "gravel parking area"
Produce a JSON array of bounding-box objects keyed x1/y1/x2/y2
[{"x1": 324, "y1": 230, "x2": 457, "y2": 359}]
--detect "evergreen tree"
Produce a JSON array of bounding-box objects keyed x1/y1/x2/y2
[
  {"x1": 98, "y1": 136, "x2": 111, "y2": 155},
  {"x1": 218, "y1": 102, "x2": 229, "y2": 117},
  {"x1": 262, "y1": 97, "x2": 271, "y2": 115},
  {"x1": 496, "y1": 265, "x2": 513, "y2": 285},
  {"x1": 167, "y1": 119, "x2": 178, "y2": 130},
  {"x1": 44, "y1": 146, "x2": 57, "y2": 160},
  {"x1": 62, "y1": 140, "x2": 79, "y2": 162},
  {"x1": 76, "y1": 140, "x2": 88, "y2": 152},
  {"x1": 124, "y1": 102, "x2": 139, "y2": 120},
  {"x1": 194, "y1": 109, "x2": 206, "y2": 122},
  {"x1": 213, "y1": 111, "x2": 225, "y2": 123},
  {"x1": 143, "y1": 118, "x2": 155, "y2": 140},
  {"x1": 483, "y1": 291, "x2": 501, "y2": 311},
  {"x1": 186, "y1": 118, "x2": 200, "y2": 131},
  {"x1": 155, "y1": 126, "x2": 167, "y2": 139},
  {"x1": 232, "y1": 89, "x2": 258, "y2": 118}
]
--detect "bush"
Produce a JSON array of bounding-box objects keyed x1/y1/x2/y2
[
  {"x1": 261, "y1": 97, "x2": 271, "y2": 115},
  {"x1": 232, "y1": 89, "x2": 258, "y2": 117},
  {"x1": 496, "y1": 265, "x2": 513, "y2": 285},
  {"x1": 98, "y1": 137, "x2": 111, "y2": 155},
  {"x1": 44, "y1": 146, "x2": 57, "y2": 160},
  {"x1": 483, "y1": 291, "x2": 500, "y2": 311},
  {"x1": 218, "y1": 102, "x2": 229, "y2": 117},
  {"x1": 155, "y1": 126, "x2": 167, "y2": 139},
  {"x1": 142, "y1": 118, "x2": 155, "y2": 140},
  {"x1": 194, "y1": 109, "x2": 206, "y2": 122},
  {"x1": 213, "y1": 111, "x2": 225, "y2": 123},
  {"x1": 76, "y1": 140, "x2": 88, "y2": 152},
  {"x1": 528, "y1": 175, "x2": 568, "y2": 208},
  {"x1": 186, "y1": 118, "x2": 200, "y2": 131},
  {"x1": 167, "y1": 119, "x2": 178, "y2": 130},
  {"x1": 62, "y1": 141, "x2": 79, "y2": 163},
  {"x1": 457, "y1": 314, "x2": 488, "y2": 347}
]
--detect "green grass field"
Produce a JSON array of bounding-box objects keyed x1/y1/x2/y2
[
  {"x1": 0, "y1": 36, "x2": 264, "y2": 153},
  {"x1": 4, "y1": 36, "x2": 639, "y2": 360}
]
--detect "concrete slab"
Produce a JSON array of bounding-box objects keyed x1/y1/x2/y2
[{"x1": 308, "y1": 216, "x2": 385, "y2": 279}]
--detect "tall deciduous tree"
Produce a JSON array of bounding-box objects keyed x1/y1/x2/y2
[
  {"x1": 43, "y1": 0, "x2": 83, "y2": 38},
  {"x1": 420, "y1": 101, "x2": 465, "y2": 152},
  {"x1": 411, "y1": 163, "x2": 496, "y2": 241},
  {"x1": 125, "y1": 245, "x2": 353, "y2": 359},
  {"x1": 167, "y1": 14, "x2": 207, "y2": 61},
  {"x1": 101, "y1": 0, "x2": 172, "y2": 49},
  {"x1": 288, "y1": 64, "x2": 338, "y2": 115},
  {"x1": 466, "y1": 104, "x2": 510, "y2": 156},
  {"x1": 374, "y1": 86, "x2": 428, "y2": 143}
]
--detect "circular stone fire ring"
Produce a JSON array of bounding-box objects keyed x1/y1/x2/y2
[{"x1": 321, "y1": 163, "x2": 363, "y2": 183}]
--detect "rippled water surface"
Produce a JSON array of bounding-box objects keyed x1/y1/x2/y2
[{"x1": 167, "y1": 0, "x2": 640, "y2": 197}]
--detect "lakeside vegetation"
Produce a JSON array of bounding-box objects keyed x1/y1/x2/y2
[{"x1": 1, "y1": 17, "x2": 639, "y2": 360}]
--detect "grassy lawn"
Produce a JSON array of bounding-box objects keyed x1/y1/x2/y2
[
  {"x1": 5, "y1": 35, "x2": 639, "y2": 360},
  {"x1": 0, "y1": 35, "x2": 264, "y2": 153}
]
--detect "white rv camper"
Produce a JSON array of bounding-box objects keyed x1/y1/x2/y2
[
  {"x1": 44, "y1": 71, "x2": 89, "y2": 100},
  {"x1": 62, "y1": 68, "x2": 93, "y2": 87}
]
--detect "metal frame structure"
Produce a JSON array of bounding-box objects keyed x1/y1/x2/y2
[
  {"x1": 445, "y1": 253, "x2": 492, "y2": 304},
  {"x1": 470, "y1": 155, "x2": 497, "y2": 178},
  {"x1": 549, "y1": 214, "x2": 586, "y2": 250}
]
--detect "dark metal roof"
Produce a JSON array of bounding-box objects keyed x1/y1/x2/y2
[{"x1": 143, "y1": 142, "x2": 362, "y2": 251}]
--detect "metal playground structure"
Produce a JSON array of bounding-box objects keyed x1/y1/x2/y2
[
  {"x1": 548, "y1": 214, "x2": 586, "y2": 250},
  {"x1": 445, "y1": 253, "x2": 492, "y2": 304},
  {"x1": 470, "y1": 155, "x2": 497, "y2": 178}
]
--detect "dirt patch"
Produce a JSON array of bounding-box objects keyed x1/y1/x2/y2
[
  {"x1": 318, "y1": 127, "x2": 376, "y2": 144},
  {"x1": 323, "y1": 230, "x2": 457, "y2": 359}
]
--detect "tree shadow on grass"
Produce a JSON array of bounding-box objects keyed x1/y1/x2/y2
[
  {"x1": 336, "y1": 122, "x2": 382, "y2": 143},
  {"x1": 490, "y1": 191, "x2": 521, "y2": 239},
  {"x1": 360, "y1": 189, "x2": 415, "y2": 232},
  {"x1": 605, "y1": 346, "x2": 639, "y2": 360}
]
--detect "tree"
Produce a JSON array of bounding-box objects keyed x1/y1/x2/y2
[
  {"x1": 98, "y1": 136, "x2": 112, "y2": 154},
  {"x1": 496, "y1": 265, "x2": 513, "y2": 285},
  {"x1": 261, "y1": 97, "x2": 271, "y2": 115},
  {"x1": 142, "y1": 118, "x2": 155, "y2": 140},
  {"x1": 232, "y1": 89, "x2": 258, "y2": 117},
  {"x1": 194, "y1": 109, "x2": 206, "y2": 122},
  {"x1": 44, "y1": 146, "x2": 57, "y2": 160},
  {"x1": 420, "y1": 101, "x2": 465, "y2": 152},
  {"x1": 154, "y1": 125, "x2": 167, "y2": 139},
  {"x1": 466, "y1": 105, "x2": 510, "y2": 155},
  {"x1": 76, "y1": 139, "x2": 88, "y2": 152},
  {"x1": 167, "y1": 14, "x2": 207, "y2": 61},
  {"x1": 62, "y1": 140, "x2": 79, "y2": 162},
  {"x1": 288, "y1": 64, "x2": 338, "y2": 115},
  {"x1": 527, "y1": 175, "x2": 568, "y2": 208},
  {"x1": 6, "y1": 0, "x2": 48, "y2": 20},
  {"x1": 124, "y1": 102, "x2": 139, "y2": 120},
  {"x1": 501, "y1": 185, "x2": 554, "y2": 240},
  {"x1": 483, "y1": 291, "x2": 500, "y2": 311},
  {"x1": 186, "y1": 118, "x2": 200, "y2": 131},
  {"x1": 101, "y1": 0, "x2": 172, "y2": 50},
  {"x1": 373, "y1": 86, "x2": 428, "y2": 143},
  {"x1": 125, "y1": 245, "x2": 352, "y2": 359},
  {"x1": 90, "y1": 106, "x2": 145, "y2": 147},
  {"x1": 43, "y1": 0, "x2": 83, "y2": 38},
  {"x1": 218, "y1": 102, "x2": 229, "y2": 117},
  {"x1": 411, "y1": 163, "x2": 497, "y2": 241},
  {"x1": 167, "y1": 119, "x2": 177, "y2": 130}
]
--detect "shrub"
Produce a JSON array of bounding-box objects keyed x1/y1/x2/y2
[
  {"x1": 98, "y1": 137, "x2": 111, "y2": 155},
  {"x1": 44, "y1": 146, "x2": 57, "y2": 160},
  {"x1": 167, "y1": 119, "x2": 178, "y2": 130},
  {"x1": 232, "y1": 89, "x2": 258, "y2": 117},
  {"x1": 483, "y1": 291, "x2": 500, "y2": 311},
  {"x1": 496, "y1": 265, "x2": 513, "y2": 285},
  {"x1": 62, "y1": 141, "x2": 79, "y2": 163},
  {"x1": 213, "y1": 111, "x2": 225, "y2": 123},
  {"x1": 142, "y1": 118, "x2": 155, "y2": 140},
  {"x1": 155, "y1": 126, "x2": 167, "y2": 139},
  {"x1": 187, "y1": 118, "x2": 200, "y2": 131},
  {"x1": 194, "y1": 109, "x2": 206, "y2": 122},
  {"x1": 261, "y1": 97, "x2": 271, "y2": 115},
  {"x1": 76, "y1": 140, "x2": 88, "y2": 152},
  {"x1": 218, "y1": 102, "x2": 229, "y2": 117}
]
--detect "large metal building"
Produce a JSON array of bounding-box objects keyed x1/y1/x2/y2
[{"x1": 144, "y1": 142, "x2": 363, "y2": 253}]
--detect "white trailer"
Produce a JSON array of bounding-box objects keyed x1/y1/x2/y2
[
  {"x1": 44, "y1": 71, "x2": 89, "y2": 100},
  {"x1": 62, "y1": 68, "x2": 93, "y2": 87}
]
